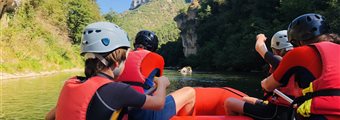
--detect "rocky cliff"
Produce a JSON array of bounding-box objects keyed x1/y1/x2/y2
[
  {"x1": 129, "y1": 0, "x2": 150, "y2": 10},
  {"x1": 0, "y1": 0, "x2": 21, "y2": 19},
  {"x1": 174, "y1": 0, "x2": 199, "y2": 57}
]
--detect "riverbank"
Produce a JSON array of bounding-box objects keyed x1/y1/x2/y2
[{"x1": 0, "y1": 68, "x2": 82, "y2": 80}]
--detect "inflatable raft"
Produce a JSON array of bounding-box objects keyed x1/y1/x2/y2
[{"x1": 171, "y1": 87, "x2": 253, "y2": 120}]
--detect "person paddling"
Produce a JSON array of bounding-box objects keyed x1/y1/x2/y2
[
  {"x1": 227, "y1": 13, "x2": 340, "y2": 120},
  {"x1": 261, "y1": 13, "x2": 340, "y2": 120},
  {"x1": 45, "y1": 22, "x2": 196, "y2": 120},
  {"x1": 255, "y1": 30, "x2": 293, "y2": 73},
  {"x1": 225, "y1": 30, "x2": 295, "y2": 120},
  {"x1": 115, "y1": 30, "x2": 196, "y2": 120}
]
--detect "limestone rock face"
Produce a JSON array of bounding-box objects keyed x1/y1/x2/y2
[
  {"x1": 130, "y1": 0, "x2": 150, "y2": 10},
  {"x1": 174, "y1": 0, "x2": 199, "y2": 57},
  {"x1": 0, "y1": 0, "x2": 21, "y2": 19}
]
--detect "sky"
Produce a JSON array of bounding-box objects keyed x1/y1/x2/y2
[{"x1": 96, "y1": 0, "x2": 132, "y2": 14}]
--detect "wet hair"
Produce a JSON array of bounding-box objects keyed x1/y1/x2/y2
[
  {"x1": 84, "y1": 48, "x2": 128, "y2": 78},
  {"x1": 301, "y1": 33, "x2": 340, "y2": 45}
]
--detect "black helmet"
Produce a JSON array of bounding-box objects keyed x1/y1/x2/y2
[
  {"x1": 288, "y1": 13, "x2": 329, "y2": 45},
  {"x1": 134, "y1": 30, "x2": 159, "y2": 52}
]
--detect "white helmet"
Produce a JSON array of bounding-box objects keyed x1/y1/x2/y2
[
  {"x1": 271, "y1": 30, "x2": 293, "y2": 50},
  {"x1": 80, "y1": 22, "x2": 130, "y2": 55}
]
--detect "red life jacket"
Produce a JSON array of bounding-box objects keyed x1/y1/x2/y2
[
  {"x1": 55, "y1": 76, "x2": 113, "y2": 120},
  {"x1": 117, "y1": 49, "x2": 151, "y2": 93},
  {"x1": 308, "y1": 42, "x2": 340, "y2": 116},
  {"x1": 267, "y1": 55, "x2": 303, "y2": 107}
]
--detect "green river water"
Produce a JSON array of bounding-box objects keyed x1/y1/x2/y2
[{"x1": 0, "y1": 70, "x2": 263, "y2": 120}]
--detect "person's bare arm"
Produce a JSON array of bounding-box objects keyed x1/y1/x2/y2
[
  {"x1": 255, "y1": 34, "x2": 268, "y2": 58},
  {"x1": 242, "y1": 96, "x2": 260, "y2": 105},
  {"x1": 141, "y1": 76, "x2": 170, "y2": 110},
  {"x1": 261, "y1": 74, "x2": 281, "y2": 92}
]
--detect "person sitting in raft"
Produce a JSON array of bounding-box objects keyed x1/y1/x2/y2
[
  {"x1": 228, "y1": 13, "x2": 340, "y2": 120},
  {"x1": 115, "y1": 30, "x2": 186, "y2": 120},
  {"x1": 225, "y1": 30, "x2": 295, "y2": 120},
  {"x1": 116, "y1": 30, "x2": 164, "y2": 94},
  {"x1": 179, "y1": 66, "x2": 193, "y2": 75},
  {"x1": 45, "y1": 22, "x2": 196, "y2": 120},
  {"x1": 261, "y1": 13, "x2": 340, "y2": 120}
]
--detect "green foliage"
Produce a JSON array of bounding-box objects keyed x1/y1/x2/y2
[
  {"x1": 0, "y1": 0, "x2": 101, "y2": 73},
  {"x1": 102, "y1": 0, "x2": 188, "y2": 67},
  {"x1": 157, "y1": 38, "x2": 185, "y2": 67},
  {"x1": 104, "y1": 0, "x2": 188, "y2": 47},
  {"x1": 67, "y1": 0, "x2": 102, "y2": 44},
  {"x1": 178, "y1": 0, "x2": 340, "y2": 71},
  {"x1": 103, "y1": 11, "x2": 120, "y2": 23}
]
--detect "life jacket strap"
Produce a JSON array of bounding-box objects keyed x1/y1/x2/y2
[
  {"x1": 111, "y1": 107, "x2": 128, "y2": 120},
  {"x1": 292, "y1": 89, "x2": 340, "y2": 106}
]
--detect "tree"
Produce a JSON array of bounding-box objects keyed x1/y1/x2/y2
[{"x1": 67, "y1": 0, "x2": 101, "y2": 44}]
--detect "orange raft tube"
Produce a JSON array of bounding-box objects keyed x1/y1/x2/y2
[{"x1": 171, "y1": 87, "x2": 253, "y2": 120}]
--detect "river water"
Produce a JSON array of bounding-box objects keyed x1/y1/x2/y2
[{"x1": 0, "y1": 70, "x2": 264, "y2": 119}]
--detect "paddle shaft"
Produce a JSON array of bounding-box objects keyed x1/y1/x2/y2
[
  {"x1": 273, "y1": 89, "x2": 293, "y2": 103},
  {"x1": 273, "y1": 89, "x2": 297, "y2": 120},
  {"x1": 145, "y1": 86, "x2": 157, "y2": 95}
]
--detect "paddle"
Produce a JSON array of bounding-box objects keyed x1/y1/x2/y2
[
  {"x1": 143, "y1": 68, "x2": 160, "y2": 93},
  {"x1": 273, "y1": 89, "x2": 293, "y2": 104},
  {"x1": 273, "y1": 89, "x2": 298, "y2": 120}
]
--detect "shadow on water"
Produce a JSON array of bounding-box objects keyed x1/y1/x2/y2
[{"x1": 1, "y1": 70, "x2": 264, "y2": 119}]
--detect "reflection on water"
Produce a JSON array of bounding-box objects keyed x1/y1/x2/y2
[
  {"x1": 0, "y1": 70, "x2": 264, "y2": 119},
  {"x1": 166, "y1": 70, "x2": 264, "y2": 97}
]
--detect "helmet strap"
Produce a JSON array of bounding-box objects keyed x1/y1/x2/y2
[
  {"x1": 112, "y1": 60, "x2": 125, "y2": 79},
  {"x1": 93, "y1": 53, "x2": 109, "y2": 66}
]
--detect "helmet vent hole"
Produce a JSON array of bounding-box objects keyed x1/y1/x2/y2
[
  {"x1": 307, "y1": 16, "x2": 312, "y2": 22},
  {"x1": 95, "y1": 30, "x2": 101, "y2": 33},
  {"x1": 315, "y1": 15, "x2": 321, "y2": 19},
  {"x1": 284, "y1": 35, "x2": 287, "y2": 37},
  {"x1": 83, "y1": 31, "x2": 86, "y2": 35},
  {"x1": 279, "y1": 36, "x2": 283, "y2": 38},
  {"x1": 311, "y1": 27, "x2": 317, "y2": 32},
  {"x1": 101, "y1": 38, "x2": 110, "y2": 46},
  {"x1": 88, "y1": 30, "x2": 93, "y2": 34},
  {"x1": 276, "y1": 42, "x2": 280, "y2": 46},
  {"x1": 296, "y1": 20, "x2": 301, "y2": 25}
]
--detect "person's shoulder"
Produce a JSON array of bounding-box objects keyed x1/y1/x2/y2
[
  {"x1": 146, "y1": 52, "x2": 164, "y2": 60},
  {"x1": 149, "y1": 52, "x2": 162, "y2": 57},
  {"x1": 281, "y1": 45, "x2": 317, "y2": 63},
  {"x1": 286, "y1": 46, "x2": 316, "y2": 56},
  {"x1": 104, "y1": 82, "x2": 131, "y2": 90}
]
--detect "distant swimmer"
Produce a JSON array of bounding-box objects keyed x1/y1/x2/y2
[{"x1": 179, "y1": 66, "x2": 192, "y2": 75}]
